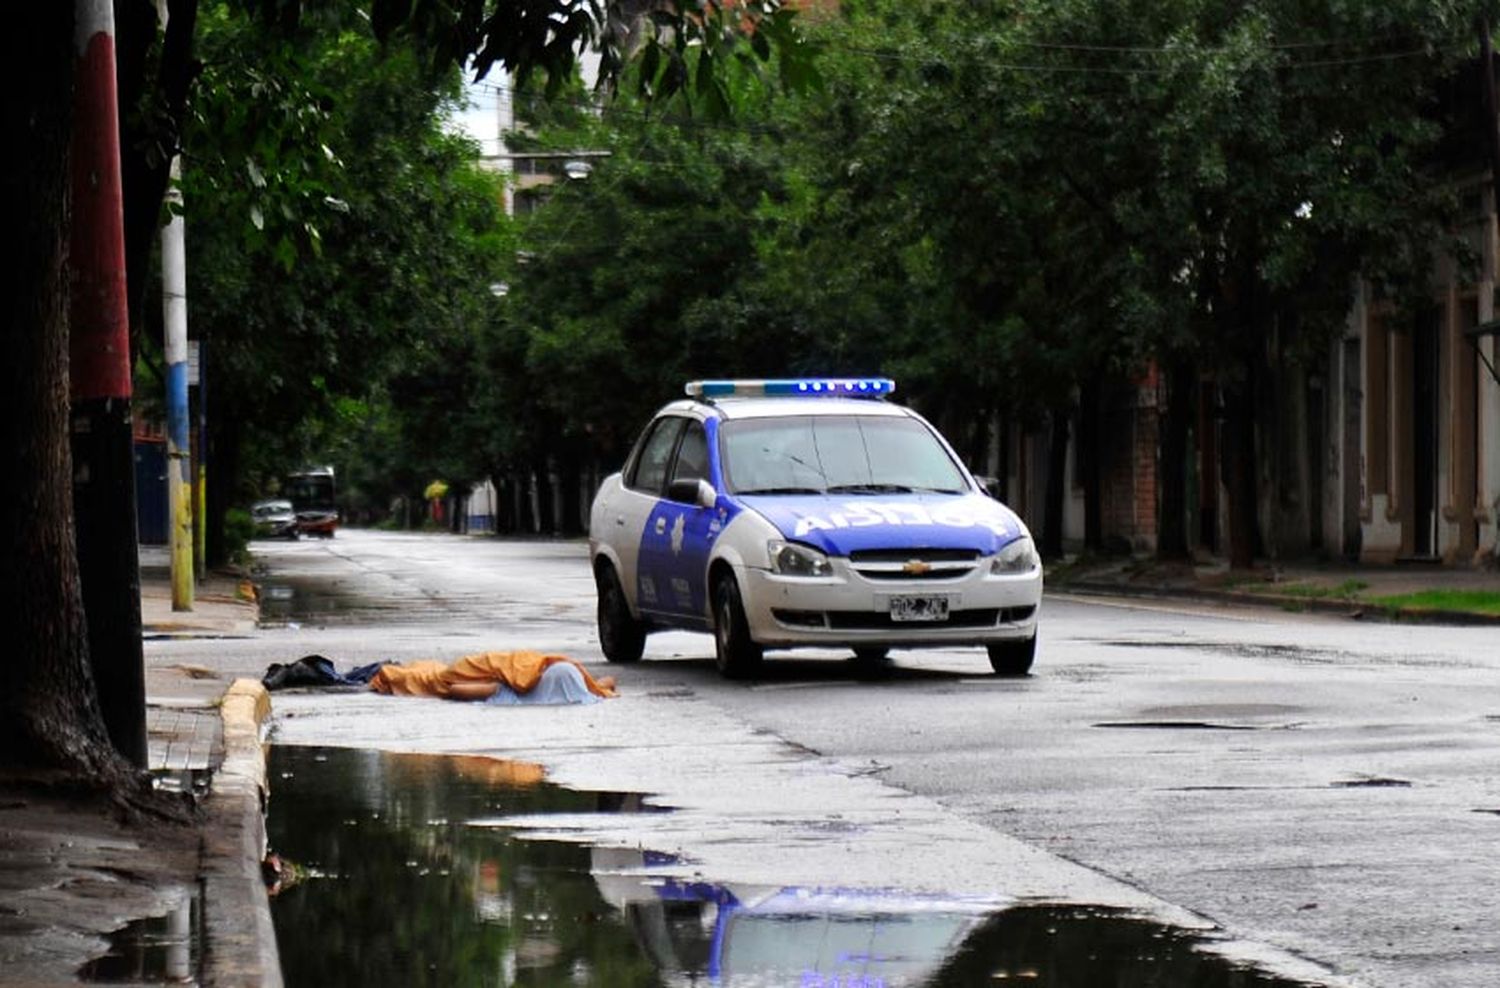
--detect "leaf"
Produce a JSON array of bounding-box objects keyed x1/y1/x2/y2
[{"x1": 250, "y1": 203, "x2": 265, "y2": 230}]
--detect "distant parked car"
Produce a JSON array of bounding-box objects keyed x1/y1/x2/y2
[{"x1": 251, "y1": 499, "x2": 300, "y2": 540}]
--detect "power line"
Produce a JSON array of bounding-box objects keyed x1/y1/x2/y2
[
  {"x1": 1012, "y1": 33, "x2": 1445, "y2": 53},
  {"x1": 469, "y1": 80, "x2": 791, "y2": 136},
  {"x1": 449, "y1": 25, "x2": 1476, "y2": 154},
  {"x1": 834, "y1": 40, "x2": 1465, "y2": 74},
  {"x1": 832, "y1": 1, "x2": 1472, "y2": 56}
]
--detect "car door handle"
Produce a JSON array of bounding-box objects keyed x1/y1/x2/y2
[
  {"x1": 615, "y1": 515, "x2": 625, "y2": 526},
  {"x1": 654, "y1": 517, "x2": 667, "y2": 535}
]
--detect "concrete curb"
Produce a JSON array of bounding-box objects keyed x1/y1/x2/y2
[
  {"x1": 203, "y1": 679, "x2": 282, "y2": 987},
  {"x1": 1054, "y1": 580, "x2": 1500, "y2": 625}
]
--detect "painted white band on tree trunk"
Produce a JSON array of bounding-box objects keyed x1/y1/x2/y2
[{"x1": 75, "y1": 0, "x2": 114, "y2": 53}]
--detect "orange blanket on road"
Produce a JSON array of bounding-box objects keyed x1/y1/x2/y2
[{"x1": 368, "y1": 651, "x2": 615, "y2": 700}]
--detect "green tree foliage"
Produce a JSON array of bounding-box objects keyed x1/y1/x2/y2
[
  {"x1": 174, "y1": 1, "x2": 812, "y2": 539},
  {"x1": 995, "y1": 0, "x2": 1483, "y2": 563},
  {"x1": 480, "y1": 59, "x2": 802, "y2": 482},
  {"x1": 181, "y1": 3, "x2": 512, "y2": 541},
  {"x1": 487, "y1": 0, "x2": 1492, "y2": 560}
]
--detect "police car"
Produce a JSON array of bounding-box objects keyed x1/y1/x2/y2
[{"x1": 588, "y1": 378, "x2": 1042, "y2": 678}]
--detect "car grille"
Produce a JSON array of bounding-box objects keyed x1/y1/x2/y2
[
  {"x1": 846, "y1": 548, "x2": 981, "y2": 582},
  {"x1": 773, "y1": 605, "x2": 1034, "y2": 631}
]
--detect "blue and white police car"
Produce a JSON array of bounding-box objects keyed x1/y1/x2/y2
[{"x1": 588, "y1": 378, "x2": 1042, "y2": 678}]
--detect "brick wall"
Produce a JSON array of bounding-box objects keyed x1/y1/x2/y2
[{"x1": 1097, "y1": 377, "x2": 1160, "y2": 551}]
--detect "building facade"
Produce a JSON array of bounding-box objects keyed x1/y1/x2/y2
[{"x1": 1349, "y1": 181, "x2": 1500, "y2": 564}]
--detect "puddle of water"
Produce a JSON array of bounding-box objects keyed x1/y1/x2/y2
[
  {"x1": 77, "y1": 888, "x2": 202, "y2": 983},
  {"x1": 267, "y1": 746, "x2": 1318, "y2": 988},
  {"x1": 257, "y1": 578, "x2": 392, "y2": 625}
]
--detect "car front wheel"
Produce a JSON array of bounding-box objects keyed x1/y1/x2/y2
[
  {"x1": 596, "y1": 564, "x2": 646, "y2": 663},
  {"x1": 987, "y1": 636, "x2": 1036, "y2": 676},
  {"x1": 713, "y1": 575, "x2": 763, "y2": 678}
]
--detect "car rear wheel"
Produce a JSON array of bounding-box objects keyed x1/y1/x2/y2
[
  {"x1": 987, "y1": 636, "x2": 1036, "y2": 676},
  {"x1": 713, "y1": 576, "x2": 762, "y2": 678},
  {"x1": 596, "y1": 564, "x2": 645, "y2": 663}
]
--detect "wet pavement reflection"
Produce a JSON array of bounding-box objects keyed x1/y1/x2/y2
[
  {"x1": 78, "y1": 889, "x2": 202, "y2": 983},
  {"x1": 267, "y1": 747, "x2": 1316, "y2": 988},
  {"x1": 257, "y1": 578, "x2": 380, "y2": 626}
]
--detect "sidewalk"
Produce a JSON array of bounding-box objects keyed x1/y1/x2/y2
[
  {"x1": 1049, "y1": 553, "x2": 1500, "y2": 624},
  {"x1": 0, "y1": 553, "x2": 277, "y2": 986}
]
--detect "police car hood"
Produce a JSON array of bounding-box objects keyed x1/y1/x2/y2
[{"x1": 738, "y1": 492, "x2": 1027, "y2": 556}]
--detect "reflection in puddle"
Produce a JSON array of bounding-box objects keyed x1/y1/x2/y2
[
  {"x1": 78, "y1": 889, "x2": 202, "y2": 983},
  {"x1": 257, "y1": 579, "x2": 385, "y2": 625},
  {"x1": 268, "y1": 747, "x2": 648, "y2": 987},
  {"x1": 151, "y1": 767, "x2": 211, "y2": 801},
  {"x1": 256, "y1": 578, "x2": 361, "y2": 626},
  {"x1": 267, "y1": 747, "x2": 1316, "y2": 987}
]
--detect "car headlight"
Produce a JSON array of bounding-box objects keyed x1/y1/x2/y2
[
  {"x1": 768, "y1": 540, "x2": 833, "y2": 578},
  {"x1": 991, "y1": 537, "x2": 1039, "y2": 575}
]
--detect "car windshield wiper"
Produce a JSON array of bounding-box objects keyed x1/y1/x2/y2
[
  {"x1": 736, "y1": 486, "x2": 825, "y2": 495},
  {"x1": 826, "y1": 483, "x2": 915, "y2": 494}
]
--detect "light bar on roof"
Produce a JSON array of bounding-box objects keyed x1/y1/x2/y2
[{"x1": 684, "y1": 378, "x2": 896, "y2": 399}]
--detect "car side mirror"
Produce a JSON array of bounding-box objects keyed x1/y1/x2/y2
[
  {"x1": 974, "y1": 475, "x2": 1001, "y2": 499},
  {"x1": 666, "y1": 478, "x2": 716, "y2": 508}
]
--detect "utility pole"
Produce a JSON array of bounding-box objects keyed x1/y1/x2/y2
[
  {"x1": 163, "y1": 158, "x2": 193, "y2": 609},
  {"x1": 70, "y1": 0, "x2": 146, "y2": 766}
]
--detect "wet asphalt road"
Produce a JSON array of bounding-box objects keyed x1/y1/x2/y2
[{"x1": 156, "y1": 530, "x2": 1500, "y2": 987}]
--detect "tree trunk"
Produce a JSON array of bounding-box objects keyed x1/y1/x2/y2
[
  {"x1": 1157, "y1": 357, "x2": 1195, "y2": 560},
  {"x1": 534, "y1": 456, "x2": 556, "y2": 535},
  {"x1": 0, "y1": 5, "x2": 126, "y2": 778},
  {"x1": 997, "y1": 421, "x2": 1011, "y2": 503},
  {"x1": 1039, "y1": 409, "x2": 1070, "y2": 559},
  {"x1": 558, "y1": 441, "x2": 584, "y2": 536},
  {"x1": 206, "y1": 405, "x2": 243, "y2": 567},
  {"x1": 493, "y1": 473, "x2": 512, "y2": 533},
  {"x1": 1222, "y1": 368, "x2": 1259, "y2": 570},
  {"x1": 1077, "y1": 376, "x2": 1102, "y2": 553}
]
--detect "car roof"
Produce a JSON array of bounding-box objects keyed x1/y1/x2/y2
[{"x1": 659, "y1": 397, "x2": 916, "y2": 421}]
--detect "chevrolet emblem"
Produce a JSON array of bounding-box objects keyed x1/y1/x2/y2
[{"x1": 902, "y1": 560, "x2": 932, "y2": 576}]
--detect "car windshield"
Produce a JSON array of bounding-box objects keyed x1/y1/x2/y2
[{"x1": 721, "y1": 414, "x2": 968, "y2": 495}]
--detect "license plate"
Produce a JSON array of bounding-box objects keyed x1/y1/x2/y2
[{"x1": 889, "y1": 595, "x2": 950, "y2": 622}]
